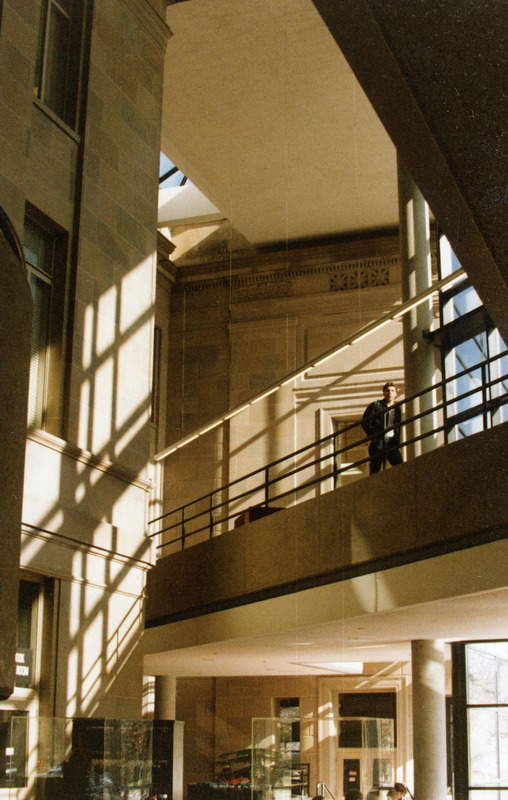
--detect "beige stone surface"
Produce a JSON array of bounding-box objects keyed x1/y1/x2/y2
[{"x1": 0, "y1": 0, "x2": 167, "y2": 716}]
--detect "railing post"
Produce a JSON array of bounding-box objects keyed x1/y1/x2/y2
[
  {"x1": 481, "y1": 361, "x2": 488, "y2": 429},
  {"x1": 332, "y1": 432, "x2": 338, "y2": 487},
  {"x1": 264, "y1": 466, "x2": 270, "y2": 506},
  {"x1": 181, "y1": 507, "x2": 186, "y2": 550},
  {"x1": 209, "y1": 492, "x2": 214, "y2": 538}
]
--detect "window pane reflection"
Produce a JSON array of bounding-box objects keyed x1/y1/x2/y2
[
  {"x1": 468, "y1": 708, "x2": 508, "y2": 786},
  {"x1": 451, "y1": 415, "x2": 484, "y2": 440},
  {"x1": 443, "y1": 285, "x2": 482, "y2": 324},
  {"x1": 439, "y1": 234, "x2": 508, "y2": 441},
  {"x1": 466, "y1": 642, "x2": 508, "y2": 799},
  {"x1": 28, "y1": 273, "x2": 51, "y2": 427},
  {"x1": 469, "y1": 792, "x2": 508, "y2": 800},
  {"x1": 467, "y1": 643, "x2": 508, "y2": 705},
  {"x1": 468, "y1": 648, "x2": 500, "y2": 705}
]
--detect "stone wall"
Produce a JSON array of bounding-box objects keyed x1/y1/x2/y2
[
  {"x1": 161, "y1": 232, "x2": 406, "y2": 547},
  {"x1": 0, "y1": 0, "x2": 168, "y2": 715}
]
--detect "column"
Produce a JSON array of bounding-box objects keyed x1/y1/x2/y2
[
  {"x1": 398, "y1": 155, "x2": 439, "y2": 457},
  {"x1": 154, "y1": 675, "x2": 177, "y2": 719},
  {"x1": 411, "y1": 640, "x2": 447, "y2": 800}
]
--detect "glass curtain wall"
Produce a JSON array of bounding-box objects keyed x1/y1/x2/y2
[
  {"x1": 452, "y1": 641, "x2": 508, "y2": 800},
  {"x1": 438, "y1": 235, "x2": 508, "y2": 440}
]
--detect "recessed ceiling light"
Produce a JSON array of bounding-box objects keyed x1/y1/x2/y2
[
  {"x1": 296, "y1": 662, "x2": 363, "y2": 674},
  {"x1": 284, "y1": 642, "x2": 314, "y2": 646}
]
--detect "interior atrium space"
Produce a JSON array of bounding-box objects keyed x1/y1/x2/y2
[{"x1": 0, "y1": 4, "x2": 506, "y2": 800}]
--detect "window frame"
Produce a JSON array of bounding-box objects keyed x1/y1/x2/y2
[
  {"x1": 23, "y1": 206, "x2": 69, "y2": 436},
  {"x1": 451, "y1": 641, "x2": 508, "y2": 800},
  {"x1": 437, "y1": 232, "x2": 508, "y2": 441},
  {"x1": 34, "y1": 0, "x2": 85, "y2": 129}
]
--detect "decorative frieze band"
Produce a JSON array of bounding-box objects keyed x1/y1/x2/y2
[
  {"x1": 173, "y1": 256, "x2": 400, "y2": 302},
  {"x1": 330, "y1": 263, "x2": 390, "y2": 291},
  {"x1": 233, "y1": 281, "x2": 291, "y2": 303}
]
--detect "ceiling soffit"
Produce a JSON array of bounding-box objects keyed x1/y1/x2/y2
[{"x1": 161, "y1": 0, "x2": 398, "y2": 247}]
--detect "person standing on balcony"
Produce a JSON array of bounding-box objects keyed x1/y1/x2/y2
[{"x1": 362, "y1": 381, "x2": 403, "y2": 474}]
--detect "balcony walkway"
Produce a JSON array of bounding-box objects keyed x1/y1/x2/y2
[{"x1": 145, "y1": 421, "x2": 508, "y2": 628}]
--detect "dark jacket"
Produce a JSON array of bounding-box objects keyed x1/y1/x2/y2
[{"x1": 361, "y1": 399, "x2": 401, "y2": 445}]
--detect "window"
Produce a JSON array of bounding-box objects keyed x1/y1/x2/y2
[
  {"x1": 279, "y1": 698, "x2": 300, "y2": 765},
  {"x1": 35, "y1": 0, "x2": 85, "y2": 128},
  {"x1": 277, "y1": 699, "x2": 309, "y2": 797},
  {"x1": 438, "y1": 235, "x2": 508, "y2": 441},
  {"x1": 23, "y1": 210, "x2": 68, "y2": 433},
  {"x1": 452, "y1": 641, "x2": 508, "y2": 800},
  {"x1": 24, "y1": 217, "x2": 53, "y2": 429},
  {"x1": 338, "y1": 692, "x2": 397, "y2": 748}
]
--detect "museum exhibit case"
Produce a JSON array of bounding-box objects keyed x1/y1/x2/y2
[
  {"x1": 251, "y1": 717, "x2": 396, "y2": 800},
  {"x1": 0, "y1": 717, "x2": 183, "y2": 800}
]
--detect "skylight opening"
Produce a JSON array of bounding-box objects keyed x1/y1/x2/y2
[{"x1": 159, "y1": 152, "x2": 187, "y2": 187}]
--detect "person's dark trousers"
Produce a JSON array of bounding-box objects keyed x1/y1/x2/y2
[{"x1": 368, "y1": 439, "x2": 403, "y2": 474}]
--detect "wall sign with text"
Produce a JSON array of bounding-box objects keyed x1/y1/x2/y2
[{"x1": 14, "y1": 648, "x2": 33, "y2": 688}]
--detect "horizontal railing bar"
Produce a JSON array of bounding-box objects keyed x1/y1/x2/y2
[
  {"x1": 158, "y1": 440, "x2": 412, "y2": 551},
  {"x1": 155, "y1": 481, "x2": 273, "y2": 536},
  {"x1": 262, "y1": 424, "x2": 451, "y2": 510},
  {"x1": 153, "y1": 390, "x2": 508, "y2": 541},
  {"x1": 150, "y1": 350, "x2": 508, "y2": 550},
  {"x1": 153, "y1": 398, "x2": 507, "y2": 541},
  {"x1": 155, "y1": 399, "x2": 506, "y2": 553},
  {"x1": 152, "y1": 388, "x2": 500, "y2": 536},
  {"x1": 150, "y1": 350, "x2": 507, "y2": 526}
]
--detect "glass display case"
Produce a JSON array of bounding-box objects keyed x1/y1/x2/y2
[
  {"x1": 2, "y1": 716, "x2": 183, "y2": 800},
  {"x1": 252, "y1": 717, "x2": 395, "y2": 800}
]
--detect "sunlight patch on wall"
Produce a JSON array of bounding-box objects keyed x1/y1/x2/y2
[
  {"x1": 96, "y1": 285, "x2": 118, "y2": 356},
  {"x1": 120, "y1": 257, "x2": 155, "y2": 333},
  {"x1": 20, "y1": 532, "x2": 48, "y2": 565},
  {"x1": 82, "y1": 304, "x2": 94, "y2": 370},
  {"x1": 91, "y1": 358, "x2": 114, "y2": 455}
]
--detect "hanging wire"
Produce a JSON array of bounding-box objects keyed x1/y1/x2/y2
[
  {"x1": 180, "y1": 287, "x2": 186, "y2": 436},
  {"x1": 352, "y1": 78, "x2": 364, "y2": 325}
]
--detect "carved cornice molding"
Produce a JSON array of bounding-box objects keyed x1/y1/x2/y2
[
  {"x1": 26, "y1": 428, "x2": 152, "y2": 491},
  {"x1": 173, "y1": 255, "x2": 400, "y2": 302},
  {"x1": 122, "y1": 0, "x2": 171, "y2": 50}
]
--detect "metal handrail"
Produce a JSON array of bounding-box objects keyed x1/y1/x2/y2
[{"x1": 148, "y1": 350, "x2": 508, "y2": 553}]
